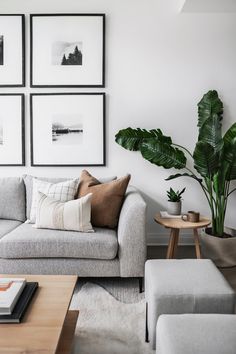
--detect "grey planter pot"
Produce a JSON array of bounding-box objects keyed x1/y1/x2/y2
[
  {"x1": 200, "y1": 227, "x2": 236, "y2": 268},
  {"x1": 167, "y1": 201, "x2": 182, "y2": 215}
]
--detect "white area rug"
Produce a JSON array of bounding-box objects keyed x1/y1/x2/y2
[{"x1": 71, "y1": 283, "x2": 154, "y2": 354}]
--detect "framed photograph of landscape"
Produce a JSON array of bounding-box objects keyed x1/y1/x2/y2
[
  {"x1": 0, "y1": 15, "x2": 25, "y2": 87},
  {"x1": 30, "y1": 14, "x2": 105, "y2": 87},
  {"x1": 0, "y1": 94, "x2": 25, "y2": 166},
  {"x1": 30, "y1": 93, "x2": 105, "y2": 166}
]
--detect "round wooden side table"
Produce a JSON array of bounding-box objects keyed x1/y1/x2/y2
[{"x1": 154, "y1": 214, "x2": 211, "y2": 259}]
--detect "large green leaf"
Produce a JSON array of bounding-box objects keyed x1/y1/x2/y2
[
  {"x1": 197, "y1": 90, "x2": 223, "y2": 129},
  {"x1": 198, "y1": 115, "x2": 223, "y2": 152},
  {"x1": 222, "y1": 123, "x2": 236, "y2": 180},
  {"x1": 140, "y1": 139, "x2": 186, "y2": 169},
  {"x1": 212, "y1": 171, "x2": 227, "y2": 196},
  {"x1": 115, "y1": 128, "x2": 172, "y2": 151},
  {"x1": 193, "y1": 141, "x2": 219, "y2": 177}
]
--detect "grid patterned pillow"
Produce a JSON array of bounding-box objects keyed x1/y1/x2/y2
[{"x1": 29, "y1": 178, "x2": 79, "y2": 223}]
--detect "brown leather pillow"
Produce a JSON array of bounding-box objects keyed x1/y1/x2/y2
[{"x1": 77, "y1": 170, "x2": 131, "y2": 229}]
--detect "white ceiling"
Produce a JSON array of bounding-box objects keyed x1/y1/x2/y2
[{"x1": 180, "y1": 0, "x2": 236, "y2": 13}]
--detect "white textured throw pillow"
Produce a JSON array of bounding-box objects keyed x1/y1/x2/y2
[
  {"x1": 35, "y1": 192, "x2": 94, "y2": 232},
  {"x1": 29, "y1": 178, "x2": 79, "y2": 223}
]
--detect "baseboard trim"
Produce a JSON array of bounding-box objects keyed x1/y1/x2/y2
[{"x1": 147, "y1": 232, "x2": 194, "y2": 246}]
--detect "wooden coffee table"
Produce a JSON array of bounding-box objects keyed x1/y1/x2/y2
[
  {"x1": 0, "y1": 274, "x2": 78, "y2": 354},
  {"x1": 154, "y1": 214, "x2": 211, "y2": 259}
]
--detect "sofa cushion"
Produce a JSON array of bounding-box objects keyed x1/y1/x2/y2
[
  {"x1": 35, "y1": 192, "x2": 93, "y2": 233},
  {"x1": 0, "y1": 219, "x2": 22, "y2": 240},
  {"x1": 23, "y1": 174, "x2": 117, "y2": 220},
  {"x1": 0, "y1": 177, "x2": 26, "y2": 222},
  {"x1": 77, "y1": 170, "x2": 131, "y2": 228},
  {"x1": 29, "y1": 178, "x2": 79, "y2": 223},
  {"x1": 0, "y1": 223, "x2": 118, "y2": 260}
]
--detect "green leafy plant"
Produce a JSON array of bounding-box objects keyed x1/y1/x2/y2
[
  {"x1": 167, "y1": 187, "x2": 185, "y2": 202},
  {"x1": 115, "y1": 90, "x2": 236, "y2": 237}
]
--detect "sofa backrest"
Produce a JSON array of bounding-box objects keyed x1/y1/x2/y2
[
  {"x1": 23, "y1": 174, "x2": 117, "y2": 221},
  {"x1": 0, "y1": 177, "x2": 26, "y2": 222}
]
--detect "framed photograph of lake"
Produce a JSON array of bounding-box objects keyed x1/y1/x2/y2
[
  {"x1": 0, "y1": 94, "x2": 25, "y2": 166},
  {"x1": 30, "y1": 14, "x2": 105, "y2": 87},
  {"x1": 30, "y1": 93, "x2": 105, "y2": 166},
  {"x1": 0, "y1": 15, "x2": 25, "y2": 87}
]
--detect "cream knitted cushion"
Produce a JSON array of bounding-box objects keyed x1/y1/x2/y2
[{"x1": 35, "y1": 192, "x2": 94, "y2": 233}]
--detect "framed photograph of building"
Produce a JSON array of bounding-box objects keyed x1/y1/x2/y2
[
  {"x1": 30, "y1": 14, "x2": 105, "y2": 87},
  {"x1": 0, "y1": 94, "x2": 25, "y2": 165},
  {"x1": 30, "y1": 93, "x2": 105, "y2": 166},
  {"x1": 0, "y1": 15, "x2": 25, "y2": 87}
]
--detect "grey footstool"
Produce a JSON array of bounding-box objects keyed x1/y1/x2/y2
[
  {"x1": 145, "y1": 259, "x2": 235, "y2": 349},
  {"x1": 156, "y1": 314, "x2": 236, "y2": 354}
]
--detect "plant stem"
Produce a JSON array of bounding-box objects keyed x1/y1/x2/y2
[
  {"x1": 172, "y1": 144, "x2": 194, "y2": 159},
  {"x1": 227, "y1": 186, "x2": 236, "y2": 197}
]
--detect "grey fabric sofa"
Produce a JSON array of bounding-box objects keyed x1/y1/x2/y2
[{"x1": 0, "y1": 175, "x2": 147, "y2": 278}]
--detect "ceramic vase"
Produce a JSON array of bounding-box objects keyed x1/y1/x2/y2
[{"x1": 167, "y1": 201, "x2": 181, "y2": 215}]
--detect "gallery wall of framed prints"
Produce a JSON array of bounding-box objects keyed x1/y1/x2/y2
[{"x1": 1, "y1": 13, "x2": 106, "y2": 167}]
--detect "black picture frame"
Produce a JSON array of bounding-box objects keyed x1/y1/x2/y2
[
  {"x1": 0, "y1": 94, "x2": 25, "y2": 166},
  {"x1": 30, "y1": 14, "x2": 105, "y2": 88},
  {"x1": 0, "y1": 15, "x2": 25, "y2": 87},
  {"x1": 30, "y1": 93, "x2": 106, "y2": 167}
]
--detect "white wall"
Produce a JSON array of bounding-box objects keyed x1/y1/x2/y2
[
  {"x1": 1, "y1": 0, "x2": 236, "y2": 244},
  {"x1": 181, "y1": 0, "x2": 236, "y2": 13}
]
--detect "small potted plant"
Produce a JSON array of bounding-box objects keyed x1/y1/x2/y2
[{"x1": 166, "y1": 187, "x2": 185, "y2": 215}]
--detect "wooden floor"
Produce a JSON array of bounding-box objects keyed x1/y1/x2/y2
[{"x1": 147, "y1": 245, "x2": 236, "y2": 292}]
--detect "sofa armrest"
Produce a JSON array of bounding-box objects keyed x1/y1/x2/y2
[{"x1": 117, "y1": 186, "x2": 147, "y2": 277}]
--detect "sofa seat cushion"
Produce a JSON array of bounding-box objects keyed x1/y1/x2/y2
[
  {"x1": 0, "y1": 223, "x2": 118, "y2": 260},
  {"x1": 0, "y1": 219, "x2": 22, "y2": 240}
]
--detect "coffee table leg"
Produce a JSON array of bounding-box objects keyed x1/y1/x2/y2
[
  {"x1": 193, "y1": 229, "x2": 201, "y2": 259},
  {"x1": 56, "y1": 310, "x2": 79, "y2": 354},
  {"x1": 167, "y1": 229, "x2": 176, "y2": 259}
]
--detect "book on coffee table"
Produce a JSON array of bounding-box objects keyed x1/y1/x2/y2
[
  {"x1": 0, "y1": 278, "x2": 26, "y2": 315},
  {"x1": 160, "y1": 211, "x2": 182, "y2": 219},
  {"x1": 0, "y1": 282, "x2": 38, "y2": 323}
]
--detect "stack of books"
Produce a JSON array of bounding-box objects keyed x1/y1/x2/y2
[{"x1": 0, "y1": 278, "x2": 38, "y2": 323}]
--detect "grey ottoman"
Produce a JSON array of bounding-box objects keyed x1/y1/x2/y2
[
  {"x1": 145, "y1": 259, "x2": 235, "y2": 349},
  {"x1": 156, "y1": 314, "x2": 236, "y2": 354}
]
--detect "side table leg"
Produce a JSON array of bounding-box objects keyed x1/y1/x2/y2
[
  {"x1": 173, "y1": 229, "x2": 179, "y2": 258},
  {"x1": 193, "y1": 229, "x2": 201, "y2": 259},
  {"x1": 166, "y1": 229, "x2": 176, "y2": 259}
]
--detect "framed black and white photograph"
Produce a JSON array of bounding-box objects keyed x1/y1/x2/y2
[
  {"x1": 30, "y1": 14, "x2": 105, "y2": 87},
  {"x1": 30, "y1": 93, "x2": 105, "y2": 166},
  {"x1": 0, "y1": 15, "x2": 25, "y2": 87},
  {"x1": 0, "y1": 94, "x2": 25, "y2": 165}
]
